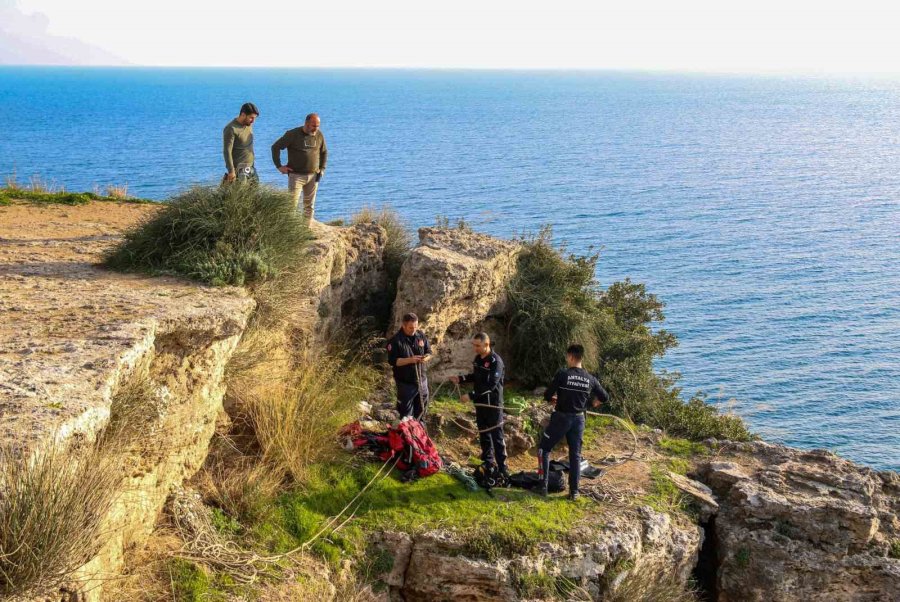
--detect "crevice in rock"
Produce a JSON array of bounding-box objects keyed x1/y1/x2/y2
[{"x1": 692, "y1": 517, "x2": 720, "y2": 601}]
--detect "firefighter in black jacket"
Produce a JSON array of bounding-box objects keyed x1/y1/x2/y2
[
  {"x1": 450, "y1": 333, "x2": 508, "y2": 479},
  {"x1": 387, "y1": 312, "x2": 433, "y2": 419},
  {"x1": 538, "y1": 343, "x2": 609, "y2": 500}
]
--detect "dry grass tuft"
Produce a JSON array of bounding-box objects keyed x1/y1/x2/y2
[
  {"x1": 605, "y1": 560, "x2": 699, "y2": 602},
  {"x1": 105, "y1": 183, "x2": 129, "y2": 199},
  {"x1": 0, "y1": 440, "x2": 123, "y2": 599},
  {"x1": 243, "y1": 349, "x2": 380, "y2": 483}
]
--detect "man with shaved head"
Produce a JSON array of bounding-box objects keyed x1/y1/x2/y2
[
  {"x1": 271, "y1": 113, "x2": 328, "y2": 222},
  {"x1": 450, "y1": 333, "x2": 508, "y2": 482}
]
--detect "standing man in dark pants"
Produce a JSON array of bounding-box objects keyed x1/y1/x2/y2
[
  {"x1": 538, "y1": 344, "x2": 609, "y2": 500},
  {"x1": 450, "y1": 333, "x2": 508, "y2": 480},
  {"x1": 223, "y1": 102, "x2": 259, "y2": 183},
  {"x1": 387, "y1": 313, "x2": 433, "y2": 419},
  {"x1": 271, "y1": 113, "x2": 328, "y2": 223}
]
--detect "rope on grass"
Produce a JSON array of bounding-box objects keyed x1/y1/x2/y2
[{"x1": 584, "y1": 411, "x2": 639, "y2": 468}]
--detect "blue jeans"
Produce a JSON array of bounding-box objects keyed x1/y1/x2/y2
[{"x1": 538, "y1": 411, "x2": 585, "y2": 495}]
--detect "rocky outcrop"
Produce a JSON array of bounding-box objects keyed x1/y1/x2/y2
[
  {"x1": 290, "y1": 220, "x2": 388, "y2": 346},
  {"x1": 372, "y1": 506, "x2": 702, "y2": 601},
  {"x1": 698, "y1": 442, "x2": 900, "y2": 601},
  {"x1": 0, "y1": 202, "x2": 254, "y2": 600},
  {"x1": 391, "y1": 228, "x2": 521, "y2": 380}
]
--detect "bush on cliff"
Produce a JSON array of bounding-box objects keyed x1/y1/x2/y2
[
  {"x1": 105, "y1": 183, "x2": 309, "y2": 286},
  {"x1": 0, "y1": 441, "x2": 121, "y2": 599},
  {"x1": 505, "y1": 228, "x2": 751, "y2": 442}
]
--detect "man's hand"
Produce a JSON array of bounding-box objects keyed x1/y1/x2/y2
[
  {"x1": 592, "y1": 399, "x2": 601, "y2": 409},
  {"x1": 225, "y1": 171, "x2": 236, "y2": 182},
  {"x1": 550, "y1": 395, "x2": 558, "y2": 405},
  {"x1": 315, "y1": 171, "x2": 324, "y2": 182},
  {"x1": 278, "y1": 166, "x2": 293, "y2": 174},
  {"x1": 421, "y1": 354, "x2": 433, "y2": 363},
  {"x1": 460, "y1": 393, "x2": 471, "y2": 404},
  {"x1": 449, "y1": 375, "x2": 460, "y2": 384}
]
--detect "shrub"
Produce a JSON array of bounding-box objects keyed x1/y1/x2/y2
[
  {"x1": 105, "y1": 183, "x2": 309, "y2": 286},
  {"x1": 0, "y1": 441, "x2": 122, "y2": 599},
  {"x1": 505, "y1": 227, "x2": 751, "y2": 442},
  {"x1": 506, "y1": 227, "x2": 599, "y2": 382},
  {"x1": 243, "y1": 350, "x2": 380, "y2": 483}
]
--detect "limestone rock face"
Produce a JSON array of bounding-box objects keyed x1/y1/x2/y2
[
  {"x1": 391, "y1": 228, "x2": 521, "y2": 381},
  {"x1": 293, "y1": 221, "x2": 388, "y2": 345},
  {"x1": 699, "y1": 442, "x2": 900, "y2": 601},
  {"x1": 0, "y1": 201, "x2": 254, "y2": 601},
  {"x1": 373, "y1": 506, "x2": 702, "y2": 601}
]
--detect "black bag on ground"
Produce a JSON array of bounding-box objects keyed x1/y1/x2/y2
[
  {"x1": 549, "y1": 459, "x2": 604, "y2": 479},
  {"x1": 508, "y1": 470, "x2": 565, "y2": 493}
]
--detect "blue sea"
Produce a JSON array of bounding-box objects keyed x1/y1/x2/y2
[{"x1": 2, "y1": 67, "x2": 898, "y2": 471}]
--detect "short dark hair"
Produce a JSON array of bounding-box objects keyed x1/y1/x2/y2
[
  {"x1": 566, "y1": 344, "x2": 585, "y2": 361},
  {"x1": 240, "y1": 102, "x2": 259, "y2": 116},
  {"x1": 473, "y1": 332, "x2": 490, "y2": 344},
  {"x1": 402, "y1": 313, "x2": 419, "y2": 324}
]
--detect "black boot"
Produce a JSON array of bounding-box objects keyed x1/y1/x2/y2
[{"x1": 568, "y1": 491, "x2": 580, "y2": 501}]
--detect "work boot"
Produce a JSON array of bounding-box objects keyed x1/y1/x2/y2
[
  {"x1": 568, "y1": 491, "x2": 580, "y2": 502},
  {"x1": 537, "y1": 485, "x2": 548, "y2": 498}
]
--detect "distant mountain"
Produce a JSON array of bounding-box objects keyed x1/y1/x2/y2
[{"x1": 0, "y1": 0, "x2": 125, "y2": 65}]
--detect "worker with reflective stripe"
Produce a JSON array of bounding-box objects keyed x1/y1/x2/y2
[
  {"x1": 450, "y1": 332, "x2": 508, "y2": 479},
  {"x1": 538, "y1": 343, "x2": 609, "y2": 500}
]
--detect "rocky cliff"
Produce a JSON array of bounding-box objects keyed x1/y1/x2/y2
[
  {"x1": 391, "y1": 227, "x2": 520, "y2": 380},
  {"x1": 1, "y1": 201, "x2": 897, "y2": 601}
]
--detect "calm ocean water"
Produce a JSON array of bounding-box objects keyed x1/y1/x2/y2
[{"x1": 1, "y1": 67, "x2": 898, "y2": 470}]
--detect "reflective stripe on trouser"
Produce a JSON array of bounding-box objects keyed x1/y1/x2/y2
[
  {"x1": 288, "y1": 172, "x2": 319, "y2": 221},
  {"x1": 396, "y1": 381, "x2": 426, "y2": 419},
  {"x1": 475, "y1": 403, "x2": 506, "y2": 470},
  {"x1": 538, "y1": 411, "x2": 585, "y2": 495}
]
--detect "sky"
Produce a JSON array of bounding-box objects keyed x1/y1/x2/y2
[{"x1": 5, "y1": 0, "x2": 900, "y2": 73}]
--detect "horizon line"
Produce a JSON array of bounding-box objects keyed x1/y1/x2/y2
[{"x1": 4, "y1": 63, "x2": 900, "y2": 79}]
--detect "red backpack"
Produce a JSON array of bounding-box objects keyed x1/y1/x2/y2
[{"x1": 380, "y1": 417, "x2": 442, "y2": 479}]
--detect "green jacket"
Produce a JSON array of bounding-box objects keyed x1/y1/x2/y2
[{"x1": 271, "y1": 128, "x2": 328, "y2": 174}]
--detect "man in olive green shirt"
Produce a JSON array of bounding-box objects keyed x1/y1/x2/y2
[
  {"x1": 271, "y1": 113, "x2": 328, "y2": 221},
  {"x1": 223, "y1": 102, "x2": 259, "y2": 183}
]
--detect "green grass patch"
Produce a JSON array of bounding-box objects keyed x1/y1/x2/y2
[
  {"x1": 658, "y1": 437, "x2": 706, "y2": 457},
  {"x1": 645, "y1": 463, "x2": 692, "y2": 517},
  {"x1": 250, "y1": 459, "x2": 586, "y2": 565},
  {"x1": 430, "y1": 393, "x2": 472, "y2": 415},
  {"x1": 105, "y1": 183, "x2": 310, "y2": 286},
  {"x1": 889, "y1": 539, "x2": 900, "y2": 559},
  {"x1": 0, "y1": 187, "x2": 154, "y2": 205},
  {"x1": 167, "y1": 559, "x2": 226, "y2": 602}
]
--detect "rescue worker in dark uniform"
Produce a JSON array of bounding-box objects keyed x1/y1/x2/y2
[
  {"x1": 538, "y1": 343, "x2": 609, "y2": 500},
  {"x1": 450, "y1": 333, "x2": 508, "y2": 479},
  {"x1": 387, "y1": 313, "x2": 433, "y2": 419}
]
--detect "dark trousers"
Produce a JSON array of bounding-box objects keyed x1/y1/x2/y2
[
  {"x1": 475, "y1": 403, "x2": 507, "y2": 470},
  {"x1": 396, "y1": 381, "x2": 425, "y2": 419},
  {"x1": 538, "y1": 411, "x2": 585, "y2": 495}
]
